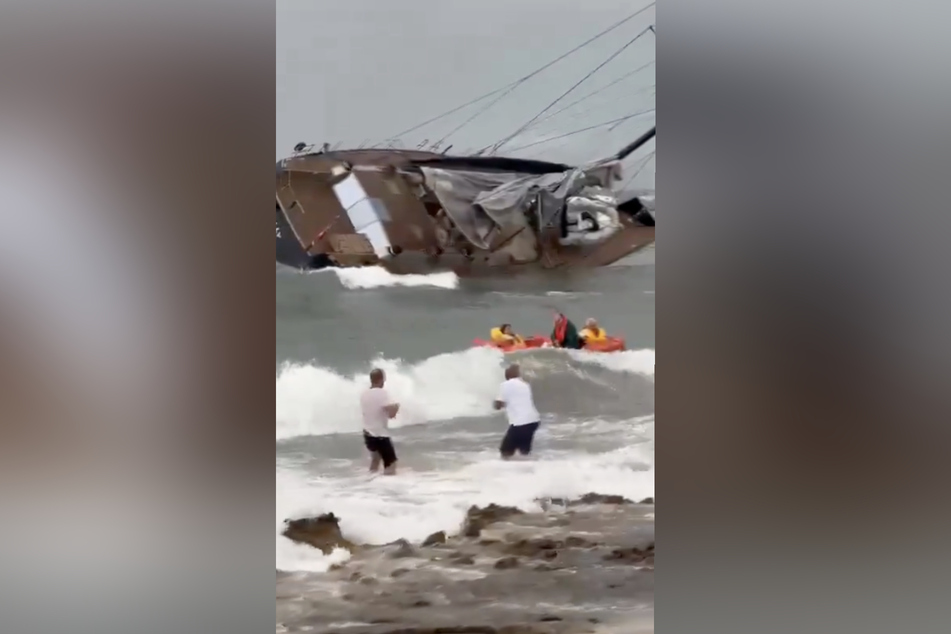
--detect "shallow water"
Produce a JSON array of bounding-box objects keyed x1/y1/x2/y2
[{"x1": 276, "y1": 259, "x2": 654, "y2": 574}]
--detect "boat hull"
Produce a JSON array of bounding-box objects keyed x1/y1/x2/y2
[
  {"x1": 276, "y1": 225, "x2": 655, "y2": 276},
  {"x1": 472, "y1": 336, "x2": 627, "y2": 353},
  {"x1": 274, "y1": 148, "x2": 655, "y2": 276}
]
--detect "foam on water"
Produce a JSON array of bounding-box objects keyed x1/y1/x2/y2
[
  {"x1": 276, "y1": 345, "x2": 655, "y2": 572},
  {"x1": 568, "y1": 348, "x2": 655, "y2": 377},
  {"x1": 317, "y1": 266, "x2": 460, "y2": 290},
  {"x1": 276, "y1": 418, "x2": 653, "y2": 572},
  {"x1": 276, "y1": 347, "x2": 655, "y2": 440},
  {"x1": 276, "y1": 471, "x2": 354, "y2": 572}
]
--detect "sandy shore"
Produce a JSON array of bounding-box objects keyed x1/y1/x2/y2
[{"x1": 277, "y1": 496, "x2": 654, "y2": 634}]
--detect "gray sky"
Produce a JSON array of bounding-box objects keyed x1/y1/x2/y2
[{"x1": 277, "y1": 0, "x2": 655, "y2": 188}]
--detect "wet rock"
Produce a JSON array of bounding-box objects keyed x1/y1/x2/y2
[
  {"x1": 494, "y1": 556, "x2": 520, "y2": 569},
  {"x1": 463, "y1": 504, "x2": 525, "y2": 537},
  {"x1": 564, "y1": 535, "x2": 590, "y2": 548},
  {"x1": 639, "y1": 496, "x2": 654, "y2": 504},
  {"x1": 422, "y1": 530, "x2": 448, "y2": 546},
  {"x1": 576, "y1": 492, "x2": 632, "y2": 505},
  {"x1": 379, "y1": 625, "x2": 547, "y2": 634},
  {"x1": 281, "y1": 513, "x2": 355, "y2": 554},
  {"x1": 539, "y1": 492, "x2": 633, "y2": 508},
  {"x1": 277, "y1": 503, "x2": 655, "y2": 634},
  {"x1": 505, "y1": 538, "x2": 561, "y2": 558},
  {"x1": 497, "y1": 626, "x2": 551, "y2": 634},
  {"x1": 387, "y1": 539, "x2": 418, "y2": 559},
  {"x1": 603, "y1": 542, "x2": 655, "y2": 563}
]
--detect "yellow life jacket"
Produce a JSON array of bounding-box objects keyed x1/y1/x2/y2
[
  {"x1": 490, "y1": 327, "x2": 523, "y2": 345},
  {"x1": 490, "y1": 327, "x2": 512, "y2": 344},
  {"x1": 581, "y1": 327, "x2": 607, "y2": 342}
]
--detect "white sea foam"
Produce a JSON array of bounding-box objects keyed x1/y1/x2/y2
[
  {"x1": 276, "y1": 347, "x2": 506, "y2": 440},
  {"x1": 276, "y1": 345, "x2": 655, "y2": 572},
  {"x1": 320, "y1": 266, "x2": 459, "y2": 290},
  {"x1": 276, "y1": 471, "x2": 353, "y2": 573},
  {"x1": 568, "y1": 348, "x2": 655, "y2": 377},
  {"x1": 276, "y1": 420, "x2": 653, "y2": 572},
  {"x1": 276, "y1": 347, "x2": 655, "y2": 440}
]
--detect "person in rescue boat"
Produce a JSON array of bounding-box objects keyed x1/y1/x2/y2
[
  {"x1": 579, "y1": 318, "x2": 608, "y2": 346},
  {"x1": 490, "y1": 323, "x2": 524, "y2": 346},
  {"x1": 550, "y1": 313, "x2": 583, "y2": 349}
]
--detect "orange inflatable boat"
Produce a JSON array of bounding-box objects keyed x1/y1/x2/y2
[
  {"x1": 472, "y1": 335, "x2": 627, "y2": 353},
  {"x1": 582, "y1": 337, "x2": 627, "y2": 352},
  {"x1": 472, "y1": 335, "x2": 551, "y2": 352}
]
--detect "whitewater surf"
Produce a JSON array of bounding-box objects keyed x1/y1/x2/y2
[{"x1": 276, "y1": 345, "x2": 654, "y2": 572}]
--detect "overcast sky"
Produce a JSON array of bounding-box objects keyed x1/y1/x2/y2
[{"x1": 277, "y1": 0, "x2": 655, "y2": 188}]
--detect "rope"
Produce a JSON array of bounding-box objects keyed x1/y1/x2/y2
[
  {"x1": 380, "y1": 3, "x2": 656, "y2": 143},
  {"x1": 504, "y1": 109, "x2": 655, "y2": 153},
  {"x1": 620, "y1": 149, "x2": 656, "y2": 191},
  {"x1": 490, "y1": 25, "x2": 655, "y2": 154},
  {"x1": 525, "y1": 61, "x2": 655, "y2": 130}
]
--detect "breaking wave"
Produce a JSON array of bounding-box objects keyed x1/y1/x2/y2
[
  {"x1": 314, "y1": 266, "x2": 460, "y2": 290},
  {"x1": 276, "y1": 347, "x2": 654, "y2": 441},
  {"x1": 276, "y1": 429, "x2": 653, "y2": 572},
  {"x1": 275, "y1": 345, "x2": 654, "y2": 572}
]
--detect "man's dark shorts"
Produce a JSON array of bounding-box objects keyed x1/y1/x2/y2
[
  {"x1": 363, "y1": 431, "x2": 397, "y2": 467},
  {"x1": 499, "y1": 421, "x2": 540, "y2": 457}
]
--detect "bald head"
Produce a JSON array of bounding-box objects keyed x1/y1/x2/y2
[
  {"x1": 504, "y1": 364, "x2": 521, "y2": 380},
  {"x1": 369, "y1": 368, "x2": 385, "y2": 387}
]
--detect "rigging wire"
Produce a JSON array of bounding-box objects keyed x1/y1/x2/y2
[
  {"x1": 505, "y1": 108, "x2": 655, "y2": 153},
  {"x1": 468, "y1": 80, "x2": 654, "y2": 156},
  {"x1": 530, "y1": 84, "x2": 656, "y2": 131},
  {"x1": 490, "y1": 25, "x2": 656, "y2": 154},
  {"x1": 430, "y1": 83, "x2": 522, "y2": 149},
  {"x1": 380, "y1": 86, "x2": 513, "y2": 145},
  {"x1": 621, "y1": 149, "x2": 656, "y2": 191},
  {"x1": 525, "y1": 61, "x2": 655, "y2": 130},
  {"x1": 380, "y1": 2, "x2": 656, "y2": 143}
]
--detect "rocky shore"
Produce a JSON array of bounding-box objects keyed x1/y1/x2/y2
[{"x1": 277, "y1": 494, "x2": 655, "y2": 634}]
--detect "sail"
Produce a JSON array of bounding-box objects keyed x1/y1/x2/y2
[{"x1": 418, "y1": 161, "x2": 623, "y2": 250}]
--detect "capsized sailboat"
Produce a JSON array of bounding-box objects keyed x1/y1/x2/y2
[
  {"x1": 276, "y1": 7, "x2": 655, "y2": 276},
  {"x1": 276, "y1": 129, "x2": 655, "y2": 276}
]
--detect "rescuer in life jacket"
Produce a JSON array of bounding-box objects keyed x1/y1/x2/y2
[
  {"x1": 579, "y1": 318, "x2": 608, "y2": 347},
  {"x1": 490, "y1": 323, "x2": 524, "y2": 346},
  {"x1": 551, "y1": 313, "x2": 583, "y2": 349}
]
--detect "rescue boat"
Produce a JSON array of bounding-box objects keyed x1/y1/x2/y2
[{"x1": 472, "y1": 335, "x2": 626, "y2": 353}]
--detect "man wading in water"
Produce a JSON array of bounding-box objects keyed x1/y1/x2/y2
[
  {"x1": 493, "y1": 363, "x2": 542, "y2": 459},
  {"x1": 360, "y1": 368, "x2": 400, "y2": 475}
]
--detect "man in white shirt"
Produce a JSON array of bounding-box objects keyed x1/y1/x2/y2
[
  {"x1": 360, "y1": 368, "x2": 400, "y2": 475},
  {"x1": 493, "y1": 363, "x2": 541, "y2": 459}
]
